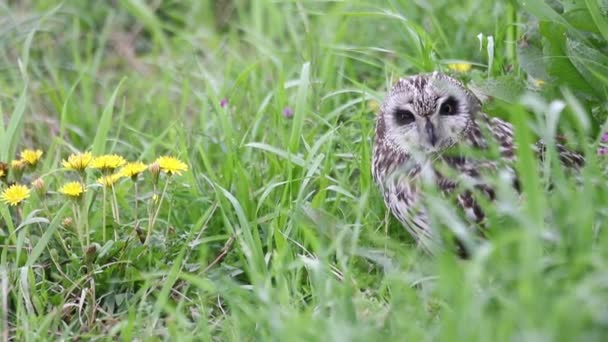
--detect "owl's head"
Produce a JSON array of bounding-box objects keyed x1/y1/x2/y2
[{"x1": 377, "y1": 72, "x2": 481, "y2": 154}]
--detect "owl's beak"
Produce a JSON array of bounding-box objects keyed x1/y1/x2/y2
[{"x1": 424, "y1": 119, "x2": 437, "y2": 146}]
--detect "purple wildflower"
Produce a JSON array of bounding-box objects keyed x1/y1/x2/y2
[
  {"x1": 597, "y1": 147, "x2": 608, "y2": 156},
  {"x1": 220, "y1": 98, "x2": 228, "y2": 108},
  {"x1": 601, "y1": 132, "x2": 608, "y2": 142},
  {"x1": 282, "y1": 107, "x2": 294, "y2": 119}
]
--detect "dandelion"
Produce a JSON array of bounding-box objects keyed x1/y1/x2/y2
[
  {"x1": 97, "y1": 173, "x2": 123, "y2": 187},
  {"x1": 20, "y1": 149, "x2": 43, "y2": 166},
  {"x1": 148, "y1": 162, "x2": 160, "y2": 183},
  {"x1": 10, "y1": 160, "x2": 26, "y2": 181},
  {"x1": 32, "y1": 178, "x2": 45, "y2": 190},
  {"x1": 32, "y1": 177, "x2": 46, "y2": 196},
  {"x1": 120, "y1": 161, "x2": 147, "y2": 179},
  {"x1": 62, "y1": 152, "x2": 93, "y2": 171},
  {"x1": 91, "y1": 154, "x2": 126, "y2": 171},
  {"x1": 61, "y1": 217, "x2": 74, "y2": 228},
  {"x1": 1, "y1": 184, "x2": 30, "y2": 206},
  {"x1": 282, "y1": 107, "x2": 294, "y2": 119},
  {"x1": 145, "y1": 156, "x2": 188, "y2": 244},
  {"x1": 120, "y1": 161, "x2": 147, "y2": 226},
  {"x1": 447, "y1": 63, "x2": 472, "y2": 73},
  {"x1": 220, "y1": 98, "x2": 228, "y2": 108},
  {"x1": 11, "y1": 159, "x2": 26, "y2": 169},
  {"x1": 155, "y1": 156, "x2": 188, "y2": 176},
  {"x1": 98, "y1": 172, "x2": 124, "y2": 228},
  {"x1": 58, "y1": 181, "x2": 85, "y2": 198},
  {"x1": 59, "y1": 181, "x2": 87, "y2": 249}
]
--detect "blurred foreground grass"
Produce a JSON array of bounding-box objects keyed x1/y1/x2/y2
[{"x1": 1, "y1": 0, "x2": 608, "y2": 340}]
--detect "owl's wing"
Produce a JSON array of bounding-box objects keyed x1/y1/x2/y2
[
  {"x1": 535, "y1": 140, "x2": 585, "y2": 168},
  {"x1": 382, "y1": 171, "x2": 440, "y2": 253},
  {"x1": 449, "y1": 113, "x2": 585, "y2": 225},
  {"x1": 473, "y1": 113, "x2": 585, "y2": 169},
  {"x1": 433, "y1": 114, "x2": 514, "y2": 227}
]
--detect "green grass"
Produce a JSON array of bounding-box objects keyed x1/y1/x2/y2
[{"x1": 1, "y1": 0, "x2": 608, "y2": 340}]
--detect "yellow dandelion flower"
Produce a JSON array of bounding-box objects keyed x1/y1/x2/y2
[
  {"x1": 91, "y1": 154, "x2": 126, "y2": 171},
  {"x1": 97, "y1": 173, "x2": 123, "y2": 187},
  {"x1": 20, "y1": 149, "x2": 43, "y2": 166},
  {"x1": 447, "y1": 63, "x2": 472, "y2": 72},
  {"x1": 10, "y1": 160, "x2": 26, "y2": 180},
  {"x1": 62, "y1": 152, "x2": 93, "y2": 171},
  {"x1": 120, "y1": 161, "x2": 147, "y2": 178},
  {"x1": 155, "y1": 156, "x2": 188, "y2": 176},
  {"x1": 58, "y1": 181, "x2": 85, "y2": 198},
  {"x1": 11, "y1": 159, "x2": 26, "y2": 169},
  {"x1": 1, "y1": 184, "x2": 30, "y2": 206}
]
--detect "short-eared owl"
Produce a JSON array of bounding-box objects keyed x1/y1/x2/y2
[{"x1": 372, "y1": 72, "x2": 584, "y2": 255}]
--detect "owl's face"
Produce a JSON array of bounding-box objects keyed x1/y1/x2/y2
[{"x1": 379, "y1": 72, "x2": 481, "y2": 154}]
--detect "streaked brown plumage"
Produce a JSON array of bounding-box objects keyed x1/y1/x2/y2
[{"x1": 372, "y1": 72, "x2": 583, "y2": 255}]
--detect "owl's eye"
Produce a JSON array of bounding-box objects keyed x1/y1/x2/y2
[
  {"x1": 394, "y1": 108, "x2": 415, "y2": 125},
  {"x1": 440, "y1": 97, "x2": 459, "y2": 116}
]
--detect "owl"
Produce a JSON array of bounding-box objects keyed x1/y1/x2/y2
[{"x1": 372, "y1": 72, "x2": 584, "y2": 256}]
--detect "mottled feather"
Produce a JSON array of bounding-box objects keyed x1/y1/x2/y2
[{"x1": 372, "y1": 72, "x2": 583, "y2": 255}]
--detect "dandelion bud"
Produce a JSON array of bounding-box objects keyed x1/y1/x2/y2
[
  {"x1": 136, "y1": 226, "x2": 146, "y2": 244},
  {"x1": 62, "y1": 217, "x2": 74, "y2": 228},
  {"x1": 85, "y1": 243, "x2": 100, "y2": 265},
  {"x1": 10, "y1": 159, "x2": 26, "y2": 181},
  {"x1": 148, "y1": 162, "x2": 160, "y2": 184},
  {"x1": 0, "y1": 162, "x2": 8, "y2": 181},
  {"x1": 32, "y1": 177, "x2": 45, "y2": 196}
]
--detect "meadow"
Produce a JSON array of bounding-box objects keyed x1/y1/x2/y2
[{"x1": 1, "y1": 0, "x2": 608, "y2": 340}]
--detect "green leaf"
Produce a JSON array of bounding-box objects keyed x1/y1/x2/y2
[
  {"x1": 519, "y1": 0, "x2": 571, "y2": 27},
  {"x1": 25, "y1": 204, "x2": 68, "y2": 267},
  {"x1": 119, "y1": 0, "x2": 169, "y2": 51},
  {"x1": 0, "y1": 85, "x2": 27, "y2": 161},
  {"x1": 539, "y1": 21, "x2": 597, "y2": 97},
  {"x1": 563, "y1": 8, "x2": 601, "y2": 33},
  {"x1": 585, "y1": 0, "x2": 608, "y2": 42},
  {"x1": 517, "y1": 29, "x2": 549, "y2": 80},
  {"x1": 289, "y1": 62, "x2": 311, "y2": 153},
  {"x1": 91, "y1": 78, "x2": 126, "y2": 155},
  {"x1": 566, "y1": 37, "x2": 608, "y2": 91},
  {"x1": 469, "y1": 76, "x2": 526, "y2": 104}
]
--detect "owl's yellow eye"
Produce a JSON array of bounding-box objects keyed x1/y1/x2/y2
[
  {"x1": 440, "y1": 97, "x2": 458, "y2": 116},
  {"x1": 394, "y1": 108, "x2": 415, "y2": 125}
]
